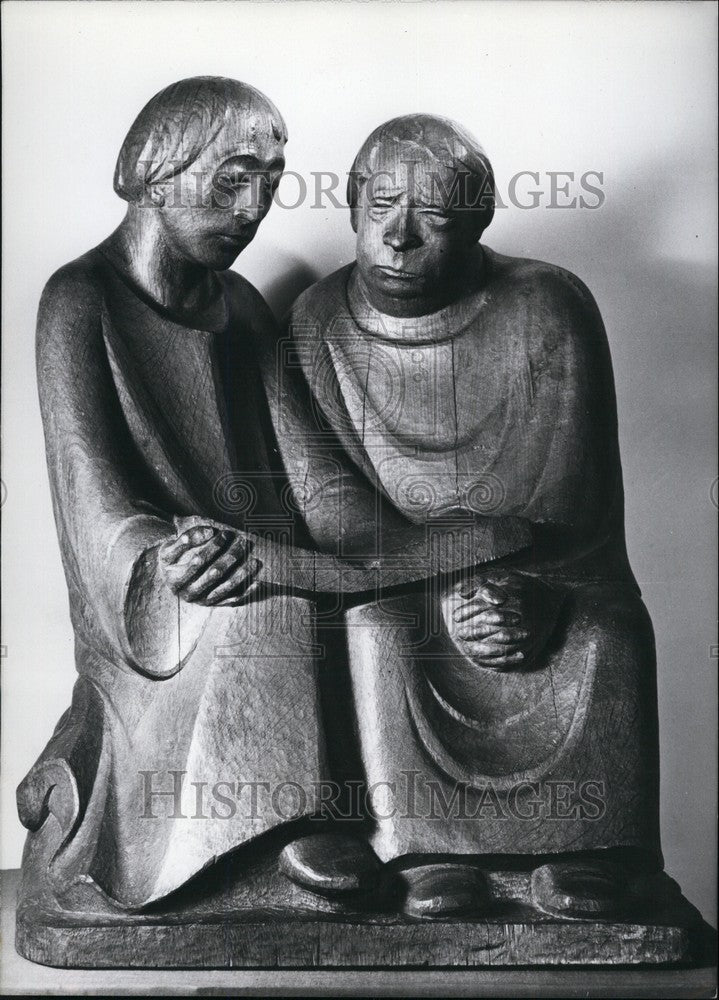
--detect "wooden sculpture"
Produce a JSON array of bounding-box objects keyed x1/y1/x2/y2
[{"x1": 17, "y1": 95, "x2": 701, "y2": 968}]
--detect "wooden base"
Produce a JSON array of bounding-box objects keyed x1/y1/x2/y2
[
  {"x1": 15, "y1": 844, "x2": 706, "y2": 969},
  {"x1": 16, "y1": 910, "x2": 699, "y2": 970}
]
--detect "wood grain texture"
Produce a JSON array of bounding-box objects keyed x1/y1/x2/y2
[
  {"x1": 17, "y1": 95, "x2": 698, "y2": 970},
  {"x1": 4, "y1": 870, "x2": 716, "y2": 997},
  {"x1": 15, "y1": 852, "x2": 704, "y2": 969},
  {"x1": 283, "y1": 114, "x2": 663, "y2": 876}
]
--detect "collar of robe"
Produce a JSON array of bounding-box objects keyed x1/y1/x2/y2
[{"x1": 345, "y1": 247, "x2": 491, "y2": 347}]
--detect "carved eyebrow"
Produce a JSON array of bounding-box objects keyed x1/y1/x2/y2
[{"x1": 369, "y1": 190, "x2": 449, "y2": 213}]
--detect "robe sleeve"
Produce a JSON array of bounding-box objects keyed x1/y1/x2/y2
[
  {"x1": 491, "y1": 266, "x2": 626, "y2": 570},
  {"x1": 36, "y1": 259, "x2": 207, "y2": 678}
]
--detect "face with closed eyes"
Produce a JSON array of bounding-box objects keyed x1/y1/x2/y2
[
  {"x1": 147, "y1": 111, "x2": 285, "y2": 271},
  {"x1": 354, "y1": 141, "x2": 478, "y2": 316}
]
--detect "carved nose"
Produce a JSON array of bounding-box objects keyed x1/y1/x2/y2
[
  {"x1": 233, "y1": 182, "x2": 271, "y2": 221},
  {"x1": 384, "y1": 213, "x2": 422, "y2": 252},
  {"x1": 234, "y1": 200, "x2": 264, "y2": 222}
]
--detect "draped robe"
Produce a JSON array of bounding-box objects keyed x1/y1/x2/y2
[
  {"x1": 19, "y1": 243, "x2": 661, "y2": 913},
  {"x1": 20, "y1": 246, "x2": 529, "y2": 911},
  {"x1": 280, "y1": 247, "x2": 661, "y2": 866},
  {"x1": 19, "y1": 250, "x2": 342, "y2": 910}
]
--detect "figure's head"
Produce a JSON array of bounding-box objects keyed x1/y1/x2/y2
[
  {"x1": 114, "y1": 76, "x2": 287, "y2": 269},
  {"x1": 347, "y1": 114, "x2": 494, "y2": 314}
]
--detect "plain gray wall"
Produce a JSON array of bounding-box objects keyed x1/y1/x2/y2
[{"x1": 1, "y1": 0, "x2": 716, "y2": 924}]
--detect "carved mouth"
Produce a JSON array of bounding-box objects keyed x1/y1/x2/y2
[
  {"x1": 375, "y1": 265, "x2": 420, "y2": 279},
  {"x1": 217, "y1": 233, "x2": 250, "y2": 246}
]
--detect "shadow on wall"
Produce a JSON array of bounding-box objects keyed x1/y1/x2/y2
[
  {"x1": 490, "y1": 146, "x2": 716, "y2": 544},
  {"x1": 263, "y1": 253, "x2": 320, "y2": 323},
  {"x1": 494, "y1": 145, "x2": 718, "y2": 925}
]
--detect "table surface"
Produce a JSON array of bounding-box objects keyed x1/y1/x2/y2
[{"x1": 1, "y1": 870, "x2": 715, "y2": 997}]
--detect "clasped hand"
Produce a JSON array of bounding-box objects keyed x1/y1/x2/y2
[
  {"x1": 442, "y1": 570, "x2": 559, "y2": 670},
  {"x1": 158, "y1": 525, "x2": 262, "y2": 606}
]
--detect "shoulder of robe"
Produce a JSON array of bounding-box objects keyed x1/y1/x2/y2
[
  {"x1": 221, "y1": 268, "x2": 278, "y2": 340},
  {"x1": 486, "y1": 249, "x2": 606, "y2": 358},
  {"x1": 286, "y1": 263, "x2": 355, "y2": 331},
  {"x1": 37, "y1": 250, "x2": 110, "y2": 355},
  {"x1": 220, "y1": 269, "x2": 272, "y2": 319}
]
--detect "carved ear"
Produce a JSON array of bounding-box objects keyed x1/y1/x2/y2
[
  {"x1": 147, "y1": 186, "x2": 166, "y2": 208},
  {"x1": 350, "y1": 205, "x2": 359, "y2": 234}
]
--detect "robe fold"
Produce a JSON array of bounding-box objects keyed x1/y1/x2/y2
[
  {"x1": 20, "y1": 241, "x2": 661, "y2": 912},
  {"x1": 19, "y1": 250, "x2": 334, "y2": 909},
  {"x1": 283, "y1": 247, "x2": 661, "y2": 865}
]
